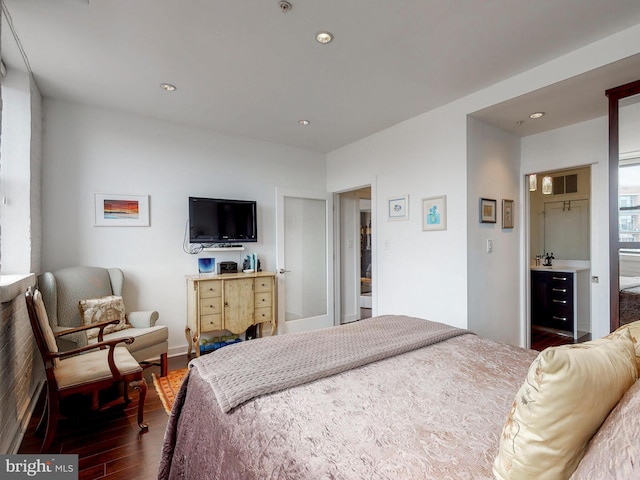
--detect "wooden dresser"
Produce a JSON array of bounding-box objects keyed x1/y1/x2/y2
[{"x1": 185, "y1": 272, "x2": 276, "y2": 356}]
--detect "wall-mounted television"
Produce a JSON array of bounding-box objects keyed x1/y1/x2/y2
[{"x1": 189, "y1": 197, "x2": 257, "y2": 244}]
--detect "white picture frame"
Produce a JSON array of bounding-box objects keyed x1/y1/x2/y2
[
  {"x1": 388, "y1": 195, "x2": 409, "y2": 221},
  {"x1": 422, "y1": 195, "x2": 447, "y2": 231},
  {"x1": 94, "y1": 193, "x2": 150, "y2": 226}
]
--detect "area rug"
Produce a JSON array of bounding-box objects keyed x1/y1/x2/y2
[{"x1": 153, "y1": 368, "x2": 189, "y2": 414}]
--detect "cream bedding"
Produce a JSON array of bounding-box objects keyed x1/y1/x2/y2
[{"x1": 159, "y1": 318, "x2": 539, "y2": 480}]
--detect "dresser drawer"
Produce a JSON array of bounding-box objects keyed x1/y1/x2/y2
[
  {"x1": 199, "y1": 281, "x2": 222, "y2": 299},
  {"x1": 550, "y1": 302, "x2": 574, "y2": 330},
  {"x1": 200, "y1": 313, "x2": 222, "y2": 332},
  {"x1": 255, "y1": 278, "x2": 273, "y2": 293},
  {"x1": 255, "y1": 307, "x2": 272, "y2": 324},
  {"x1": 201, "y1": 299, "x2": 222, "y2": 315},
  {"x1": 550, "y1": 274, "x2": 572, "y2": 291},
  {"x1": 255, "y1": 291, "x2": 272, "y2": 308}
]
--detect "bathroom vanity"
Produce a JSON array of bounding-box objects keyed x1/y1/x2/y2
[{"x1": 530, "y1": 265, "x2": 590, "y2": 339}]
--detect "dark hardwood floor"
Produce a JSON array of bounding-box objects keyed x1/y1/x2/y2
[
  {"x1": 531, "y1": 326, "x2": 591, "y2": 351},
  {"x1": 19, "y1": 355, "x2": 191, "y2": 480}
]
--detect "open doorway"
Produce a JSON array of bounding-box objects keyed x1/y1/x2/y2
[
  {"x1": 336, "y1": 186, "x2": 373, "y2": 324},
  {"x1": 527, "y1": 166, "x2": 592, "y2": 350}
]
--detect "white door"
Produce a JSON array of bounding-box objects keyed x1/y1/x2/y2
[{"x1": 276, "y1": 188, "x2": 334, "y2": 334}]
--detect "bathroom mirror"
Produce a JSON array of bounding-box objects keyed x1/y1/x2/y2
[{"x1": 530, "y1": 167, "x2": 591, "y2": 261}]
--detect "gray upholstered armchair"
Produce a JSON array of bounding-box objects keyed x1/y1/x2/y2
[{"x1": 39, "y1": 266, "x2": 168, "y2": 376}]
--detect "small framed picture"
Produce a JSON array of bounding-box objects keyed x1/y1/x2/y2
[
  {"x1": 422, "y1": 195, "x2": 447, "y2": 231},
  {"x1": 94, "y1": 193, "x2": 150, "y2": 226},
  {"x1": 480, "y1": 198, "x2": 497, "y2": 223},
  {"x1": 502, "y1": 199, "x2": 514, "y2": 229},
  {"x1": 388, "y1": 195, "x2": 409, "y2": 221}
]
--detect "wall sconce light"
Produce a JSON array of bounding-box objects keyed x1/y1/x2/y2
[
  {"x1": 542, "y1": 175, "x2": 553, "y2": 195},
  {"x1": 529, "y1": 174, "x2": 537, "y2": 192}
]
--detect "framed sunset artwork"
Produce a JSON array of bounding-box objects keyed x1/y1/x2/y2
[{"x1": 94, "y1": 193, "x2": 150, "y2": 226}]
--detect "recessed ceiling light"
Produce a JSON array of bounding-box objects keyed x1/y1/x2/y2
[
  {"x1": 160, "y1": 83, "x2": 177, "y2": 92},
  {"x1": 298, "y1": 120, "x2": 310, "y2": 126},
  {"x1": 316, "y1": 31, "x2": 333, "y2": 44},
  {"x1": 529, "y1": 112, "x2": 545, "y2": 119}
]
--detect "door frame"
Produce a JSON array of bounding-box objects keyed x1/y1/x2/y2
[
  {"x1": 607, "y1": 79, "x2": 640, "y2": 331},
  {"x1": 523, "y1": 166, "x2": 594, "y2": 348},
  {"x1": 332, "y1": 181, "x2": 378, "y2": 324}
]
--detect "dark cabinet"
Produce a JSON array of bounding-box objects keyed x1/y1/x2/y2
[{"x1": 531, "y1": 270, "x2": 574, "y2": 333}]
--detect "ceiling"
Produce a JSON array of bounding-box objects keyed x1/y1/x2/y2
[{"x1": 2, "y1": 0, "x2": 640, "y2": 153}]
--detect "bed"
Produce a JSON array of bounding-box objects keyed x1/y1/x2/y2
[
  {"x1": 158, "y1": 315, "x2": 640, "y2": 480},
  {"x1": 620, "y1": 276, "x2": 640, "y2": 326}
]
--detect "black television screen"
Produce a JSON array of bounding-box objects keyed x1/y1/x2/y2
[{"x1": 189, "y1": 197, "x2": 257, "y2": 244}]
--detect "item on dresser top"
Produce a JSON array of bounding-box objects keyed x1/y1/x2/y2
[
  {"x1": 218, "y1": 261, "x2": 238, "y2": 274},
  {"x1": 543, "y1": 251, "x2": 555, "y2": 266},
  {"x1": 198, "y1": 257, "x2": 215, "y2": 274}
]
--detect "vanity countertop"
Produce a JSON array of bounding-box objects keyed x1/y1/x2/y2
[{"x1": 530, "y1": 265, "x2": 590, "y2": 273}]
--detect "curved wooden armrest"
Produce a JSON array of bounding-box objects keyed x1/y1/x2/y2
[
  {"x1": 53, "y1": 319, "x2": 120, "y2": 338},
  {"x1": 48, "y1": 336, "x2": 136, "y2": 380},
  {"x1": 50, "y1": 336, "x2": 134, "y2": 358}
]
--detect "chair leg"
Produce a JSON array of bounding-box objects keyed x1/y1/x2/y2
[
  {"x1": 160, "y1": 353, "x2": 168, "y2": 377},
  {"x1": 130, "y1": 378, "x2": 148, "y2": 431},
  {"x1": 41, "y1": 391, "x2": 59, "y2": 453},
  {"x1": 35, "y1": 391, "x2": 49, "y2": 437},
  {"x1": 123, "y1": 381, "x2": 132, "y2": 404}
]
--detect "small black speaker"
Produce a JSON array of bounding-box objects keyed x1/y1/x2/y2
[{"x1": 218, "y1": 261, "x2": 237, "y2": 274}]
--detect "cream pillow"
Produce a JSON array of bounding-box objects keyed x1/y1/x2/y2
[
  {"x1": 613, "y1": 321, "x2": 640, "y2": 377},
  {"x1": 78, "y1": 295, "x2": 130, "y2": 339},
  {"x1": 493, "y1": 330, "x2": 637, "y2": 480}
]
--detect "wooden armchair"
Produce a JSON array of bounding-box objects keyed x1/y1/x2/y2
[{"x1": 25, "y1": 287, "x2": 148, "y2": 453}]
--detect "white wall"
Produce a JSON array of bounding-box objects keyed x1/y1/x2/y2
[
  {"x1": 327, "y1": 105, "x2": 470, "y2": 329},
  {"x1": 466, "y1": 117, "x2": 521, "y2": 345},
  {"x1": 327, "y1": 23, "x2": 640, "y2": 345},
  {"x1": 41, "y1": 99, "x2": 326, "y2": 354}
]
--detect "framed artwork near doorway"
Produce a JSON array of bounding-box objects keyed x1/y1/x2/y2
[
  {"x1": 502, "y1": 199, "x2": 514, "y2": 229},
  {"x1": 422, "y1": 195, "x2": 447, "y2": 231},
  {"x1": 480, "y1": 198, "x2": 497, "y2": 223}
]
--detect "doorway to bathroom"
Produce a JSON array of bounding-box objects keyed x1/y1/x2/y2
[
  {"x1": 336, "y1": 186, "x2": 374, "y2": 324},
  {"x1": 528, "y1": 165, "x2": 592, "y2": 349}
]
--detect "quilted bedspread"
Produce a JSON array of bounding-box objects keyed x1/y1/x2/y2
[
  {"x1": 192, "y1": 314, "x2": 466, "y2": 413},
  {"x1": 159, "y1": 316, "x2": 539, "y2": 479}
]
